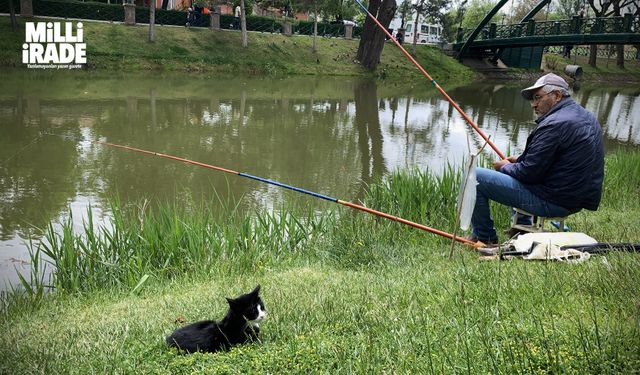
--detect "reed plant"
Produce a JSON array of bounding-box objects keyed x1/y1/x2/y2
[
  {"x1": 20, "y1": 194, "x2": 334, "y2": 297},
  {"x1": 1, "y1": 150, "x2": 638, "y2": 374}
]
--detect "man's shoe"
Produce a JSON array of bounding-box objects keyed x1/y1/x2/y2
[
  {"x1": 505, "y1": 228, "x2": 528, "y2": 239},
  {"x1": 464, "y1": 235, "x2": 499, "y2": 247}
]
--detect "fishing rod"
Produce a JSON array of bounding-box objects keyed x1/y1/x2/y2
[
  {"x1": 94, "y1": 140, "x2": 476, "y2": 246},
  {"x1": 352, "y1": 0, "x2": 507, "y2": 160}
]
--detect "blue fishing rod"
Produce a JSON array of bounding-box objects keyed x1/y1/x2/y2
[{"x1": 94, "y1": 140, "x2": 476, "y2": 246}]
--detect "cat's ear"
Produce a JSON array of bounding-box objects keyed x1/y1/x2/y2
[
  {"x1": 226, "y1": 297, "x2": 236, "y2": 308},
  {"x1": 251, "y1": 285, "x2": 261, "y2": 296}
]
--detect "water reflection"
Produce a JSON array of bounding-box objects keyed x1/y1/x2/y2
[
  {"x1": 0, "y1": 73, "x2": 638, "y2": 289},
  {"x1": 354, "y1": 80, "x2": 386, "y2": 198}
]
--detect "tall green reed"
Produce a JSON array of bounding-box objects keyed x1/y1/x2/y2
[
  {"x1": 27, "y1": 195, "x2": 335, "y2": 296},
  {"x1": 602, "y1": 149, "x2": 640, "y2": 206}
]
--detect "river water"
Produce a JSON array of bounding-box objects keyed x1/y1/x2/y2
[{"x1": 1, "y1": 72, "x2": 638, "y2": 290}]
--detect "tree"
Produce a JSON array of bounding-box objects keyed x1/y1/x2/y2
[
  {"x1": 508, "y1": 0, "x2": 548, "y2": 22},
  {"x1": 440, "y1": 0, "x2": 467, "y2": 42},
  {"x1": 149, "y1": 2, "x2": 156, "y2": 42},
  {"x1": 9, "y1": 0, "x2": 18, "y2": 32},
  {"x1": 409, "y1": 0, "x2": 448, "y2": 53},
  {"x1": 320, "y1": 0, "x2": 359, "y2": 21},
  {"x1": 461, "y1": 0, "x2": 500, "y2": 28},
  {"x1": 240, "y1": 0, "x2": 248, "y2": 47},
  {"x1": 587, "y1": 0, "x2": 613, "y2": 66},
  {"x1": 397, "y1": 0, "x2": 412, "y2": 29},
  {"x1": 556, "y1": 0, "x2": 582, "y2": 18},
  {"x1": 356, "y1": 0, "x2": 397, "y2": 69},
  {"x1": 294, "y1": 0, "x2": 326, "y2": 53}
]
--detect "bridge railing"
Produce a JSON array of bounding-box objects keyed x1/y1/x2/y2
[
  {"x1": 545, "y1": 45, "x2": 640, "y2": 60},
  {"x1": 456, "y1": 15, "x2": 639, "y2": 43}
]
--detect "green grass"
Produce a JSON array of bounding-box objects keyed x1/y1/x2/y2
[
  {"x1": 0, "y1": 16, "x2": 476, "y2": 83},
  {"x1": 543, "y1": 52, "x2": 640, "y2": 81},
  {"x1": 1, "y1": 150, "x2": 639, "y2": 373}
]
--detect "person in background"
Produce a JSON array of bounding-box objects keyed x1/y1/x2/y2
[
  {"x1": 186, "y1": 7, "x2": 195, "y2": 27},
  {"x1": 467, "y1": 73, "x2": 605, "y2": 245},
  {"x1": 234, "y1": 5, "x2": 241, "y2": 29}
]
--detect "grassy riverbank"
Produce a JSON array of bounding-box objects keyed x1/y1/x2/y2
[
  {"x1": 1, "y1": 150, "x2": 639, "y2": 373},
  {"x1": 543, "y1": 52, "x2": 640, "y2": 82},
  {"x1": 0, "y1": 16, "x2": 475, "y2": 82}
]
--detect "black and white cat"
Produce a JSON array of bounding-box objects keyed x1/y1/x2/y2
[{"x1": 166, "y1": 285, "x2": 266, "y2": 353}]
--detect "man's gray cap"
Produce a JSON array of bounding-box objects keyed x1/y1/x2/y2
[{"x1": 521, "y1": 73, "x2": 569, "y2": 100}]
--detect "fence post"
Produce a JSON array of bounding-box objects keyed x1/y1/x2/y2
[
  {"x1": 570, "y1": 16, "x2": 579, "y2": 34},
  {"x1": 123, "y1": 1, "x2": 136, "y2": 26},
  {"x1": 282, "y1": 20, "x2": 292, "y2": 36},
  {"x1": 591, "y1": 17, "x2": 602, "y2": 34},
  {"x1": 345, "y1": 24, "x2": 353, "y2": 39},
  {"x1": 489, "y1": 22, "x2": 496, "y2": 39},
  {"x1": 623, "y1": 13, "x2": 632, "y2": 33},
  {"x1": 210, "y1": 6, "x2": 220, "y2": 30},
  {"x1": 526, "y1": 19, "x2": 535, "y2": 36},
  {"x1": 20, "y1": 0, "x2": 33, "y2": 17}
]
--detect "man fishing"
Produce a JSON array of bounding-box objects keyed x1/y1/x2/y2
[{"x1": 468, "y1": 73, "x2": 605, "y2": 246}]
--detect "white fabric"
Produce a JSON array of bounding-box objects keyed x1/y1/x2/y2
[
  {"x1": 457, "y1": 156, "x2": 477, "y2": 231},
  {"x1": 511, "y1": 232, "x2": 597, "y2": 262}
]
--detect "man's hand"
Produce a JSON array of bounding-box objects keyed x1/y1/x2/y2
[
  {"x1": 493, "y1": 159, "x2": 511, "y2": 171},
  {"x1": 494, "y1": 155, "x2": 519, "y2": 171}
]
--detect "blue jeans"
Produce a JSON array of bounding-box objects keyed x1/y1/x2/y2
[{"x1": 472, "y1": 168, "x2": 572, "y2": 241}]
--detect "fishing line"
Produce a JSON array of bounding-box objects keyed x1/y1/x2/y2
[
  {"x1": 352, "y1": 0, "x2": 506, "y2": 160},
  {"x1": 1, "y1": 133, "x2": 43, "y2": 166}
]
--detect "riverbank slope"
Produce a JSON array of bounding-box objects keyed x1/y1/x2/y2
[{"x1": 0, "y1": 16, "x2": 475, "y2": 83}]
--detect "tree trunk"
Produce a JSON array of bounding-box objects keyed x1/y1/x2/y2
[
  {"x1": 354, "y1": 80, "x2": 386, "y2": 199},
  {"x1": 356, "y1": 0, "x2": 397, "y2": 70},
  {"x1": 241, "y1": 0, "x2": 248, "y2": 48},
  {"x1": 9, "y1": 0, "x2": 18, "y2": 32},
  {"x1": 612, "y1": 2, "x2": 623, "y2": 68},
  {"x1": 312, "y1": 1, "x2": 317, "y2": 52},
  {"x1": 588, "y1": 44, "x2": 597, "y2": 67},
  {"x1": 411, "y1": 12, "x2": 420, "y2": 55},
  {"x1": 149, "y1": 3, "x2": 156, "y2": 42}
]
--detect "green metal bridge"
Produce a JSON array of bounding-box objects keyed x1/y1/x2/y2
[
  {"x1": 451, "y1": 0, "x2": 640, "y2": 66},
  {"x1": 454, "y1": 15, "x2": 639, "y2": 52}
]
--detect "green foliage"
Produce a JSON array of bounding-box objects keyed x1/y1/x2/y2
[
  {"x1": 412, "y1": 0, "x2": 449, "y2": 26},
  {"x1": 396, "y1": 0, "x2": 412, "y2": 29},
  {"x1": 318, "y1": 0, "x2": 359, "y2": 21},
  {"x1": 460, "y1": 0, "x2": 501, "y2": 29},
  {"x1": 556, "y1": 0, "x2": 583, "y2": 18},
  {"x1": 545, "y1": 53, "x2": 561, "y2": 70},
  {"x1": 507, "y1": 0, "x2": 550, "y2": 23}
]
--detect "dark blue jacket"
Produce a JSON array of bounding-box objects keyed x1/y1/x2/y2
[{"x1": 500, "y1": 97, "x2": 604, "y2": 212}]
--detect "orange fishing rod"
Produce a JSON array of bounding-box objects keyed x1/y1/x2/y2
[
  {"x1": 352, "y1": 0, "x2": 506, "y2": 160},
  {"x1": 95, "y1": 140, "x2": 476, "y2": 246}
]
